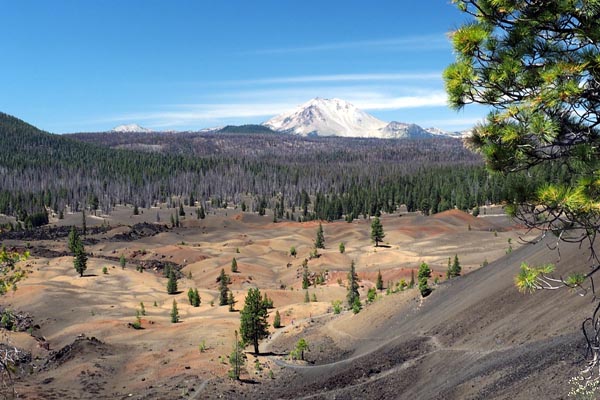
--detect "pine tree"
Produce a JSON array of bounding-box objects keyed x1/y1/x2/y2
[
  {"x1": 370, "y1": 217, "x2": 385, "y2": 247},
  {"x1": 239, "y1": 288, "x2": 269, "y2": 354},
  {"x1": 67, "y1": 226, "x2": 79, "y2": 253},
  {"x1": 187, "y1": 287, "x2": 195, "y2": 305},
  {"x1": 170, "y1": 299, "x2": 179, "y2": 323},
  {"x1": 198, "y1": 205, "x2": 205, "y2": 219},
  {"x1": 273, "y1": 310, "x2": 281, "y2": 328},
  {"x1": 418, "y1": 262, "x2": 432, "y2": 297},
  {"x1": 81, "y1": 210, "x2": 87, "y2": 236},
  {"x1": 218, "y1": 268, "x2": 230, "y2": 306},
  {"x1": 133, "y1": 204, "x2": 139, "y2": 215},
  {"x1": 347, "y1": 260, "x2": 360, "y2": 307},
  {"x1": 302, "y1": 258, "x2": 309, "y2": 289},
  {"x1": 170, "y1": 213, "x2": 175, "y2": 228},
  {"x1": 409, "y1": 269, "x2": 415, "y2": 288},
  {"x1": 228, "y1": 290, "x2": 236, "y2": 312},
  {"x1": 339, "y1": 242, "x2": 345, "y2": 254},
  {"x1": 304, "y1": 290, "x2": 310, "y2": 303},
  {"x1": 179, "y1": 203, "x2": 185, "y2": 217},
  {"x1": 447, "y1": 254, "x2": 462, "y2": 279},
  {"x1": 231, "y1": 257, "x2": 238, "y2": 273},
  {"x1": 315, "y1": 223, "x2": 325, "y2": 249},
  {"x1": 228, "y1": 330, "x2": 245, "y2": 380},
  {"x1": 119, "y1": 254, "x2": 126, "y2": 269},
  {"x1": 192, "y1": 288, "x2": 201, "y2": 307},
  {"x1": 376, "y1": 269, "x2": 384, "y2": 290},
  {"x1": 167, "y1": 270, "x2": 178, "y2": 294},
  {"x1": 73, "y1": 242, "x2": 87, "y2": 277}
]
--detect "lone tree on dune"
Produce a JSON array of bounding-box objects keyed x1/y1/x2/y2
[
  {"x1": 418, "y1": 262, "x2": 431, "y2": 298},
  {"x1": 370, "y1": 217, "x2": 385, "y2": 247},
  {"x1": 315, "y1": 223, "x2": 325, "y2": 249},
  {"x1": 376, "y1": 269, "x2": 384, "y2": 291},
  {"x1": 170, "y1": 299, "x2": 179, "y2": 323},
  {"x1": 231, "y1": 257, "x2": 238, "y2": 273},
  {"x1": 240, "y1": 288, "x2": 269, "y2": 354},
  {"x1": 218, "y1": 268, "x2": 230, "y2": 306},
  {"x1": 67, "y1": 227, "x2": 79, "y2": 253},
  {"x1": 73, "y1": 244, "x2": 87, "y2": 277},
  {"x1": 167, "y1": 270, "x2": 178, "y2": 294},
  {"x1": 446, "y1": 0, "x2": 600, "y2": 378},
  {"x1": 347, "y1": 260, "x2": 360, "y2": 307},
  {"x1": 447, "y1": 254, "x2": 462, "y2": 279}
]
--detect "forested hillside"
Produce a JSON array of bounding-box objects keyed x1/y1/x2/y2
[{"x1": 0, "y1": 112, "x2": 566, "y2": 226}]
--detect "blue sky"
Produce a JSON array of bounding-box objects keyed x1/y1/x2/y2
[{"x1": 1, "y1": 0, "x2": 484, "y2": 133}]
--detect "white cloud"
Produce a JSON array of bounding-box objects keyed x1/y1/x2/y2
[
  {"x1": 242, "y1": 35, "x2": 449, "y2": 55},
  {"x1": 228, "y1": 72, "x2": 442, "y2": 85},
  {"x1": 104, "y1": 91, "x2": 449, "y2": 128}
]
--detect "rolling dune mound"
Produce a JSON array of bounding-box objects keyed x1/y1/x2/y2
[{"x1": 245, "y1": 235, "x2": 593, "y2": 399}]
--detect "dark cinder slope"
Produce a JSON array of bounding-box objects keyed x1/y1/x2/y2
[{"x1": 266, "y1": 235, "x2": 593, "y2": 399}]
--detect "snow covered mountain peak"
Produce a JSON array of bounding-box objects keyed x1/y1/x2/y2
[
  {"x1": 111, "y1": 124, "x2": 153, "y2": 133},
  {"x1": 263, "y1": 97, "x2": 463, "y2": 139},
  {"x1": 264, "y1": 97, "x2": 387, "y2": 138}
]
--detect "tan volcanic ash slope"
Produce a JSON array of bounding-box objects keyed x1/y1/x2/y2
[
  {"x1": 0, "y1": 207, "x2": 536, "y2": 399},
  {"x1": 240, "y1": 234, "x2": 593, "y2": 400}
]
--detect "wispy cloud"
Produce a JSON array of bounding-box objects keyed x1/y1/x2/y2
[
  {"x1": 102, "y1": 91, "x2": 448, "y2": 128},
  {"x1": 242, "y1": 34, "x2": 449, "y2": 55},
  {"x1": 229, "y1": 72, "x2": 442, "y2": 85}
]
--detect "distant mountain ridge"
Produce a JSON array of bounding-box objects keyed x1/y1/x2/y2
[{"x1": 263, "y1": 97, "x2": 464, "y2": 139}]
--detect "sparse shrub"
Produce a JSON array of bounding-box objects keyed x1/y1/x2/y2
[
  {"x1": 290, "y1": 246, "x2": 297, "y2": 257},
  {"x1": 304, "y1": 290, "x2": 310, "y2": 303},
  {"x1": 332, "y1": 300, "x2": 342, "y2": 314},
  {"x1": 102, "y1": 266, "x2": 108, "y2": 274},
  {"x1": 339, "y1": 242, "x2": 345, "y2": 254},
  {"x1": 199, "y1": 340, "x2": 207, "y2": 352},
  {"x1": 352, "y1": 298, "x2": 362, "y2": 314},
  {"x1": 140, "y1": 302, "x2": 146, "y2": 316},
  {"x1": 366, "y1": 287, "x2": 377, "y2": 304},
  {"x1": 290, "y1": 338, "x2": 309, "y2": 361}
]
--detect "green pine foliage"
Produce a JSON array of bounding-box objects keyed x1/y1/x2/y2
[
  {"x1": 273, "y1": 310, "x2": 281, "y2": 328},
  {"x1": 228, "y1": 290, "x2": 236, "y2": 312},
  {"x1": 302, "y1": 258, "x2": 310, "y2": 290},
  {"x1": 231, "y1": 257, "x2": 238, "y2": 273},
  {"x1": 170, "y1": 299, "x2": 179, "y2": 323},
  {"x1": 370, "y1": 217, "x2": 385, "y2": 247},
  {"x1": 376, "y1": 269, "x2": 384, "y2": 290},
  {"x1": 347, "y1": 260, "x2": 360, "y2": 307},
  {"x1": 315, "y1": 223, "x2": 325, "y2": 249},
  {"x1": 418, "y1": 262, "x2": 432, "y2": 297},
  {"x1": 167, "y1": 270, "x2": 178, "y2": 294},
  {"x1": 73, "y1": 240, "x2": 87, "y2": 277},
  {"x1": 218, "y1": 269, "x2": 230, "y2": 306},
  {"x1": 239, "y1": 288, "x2": 269, "y2": 354}
]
